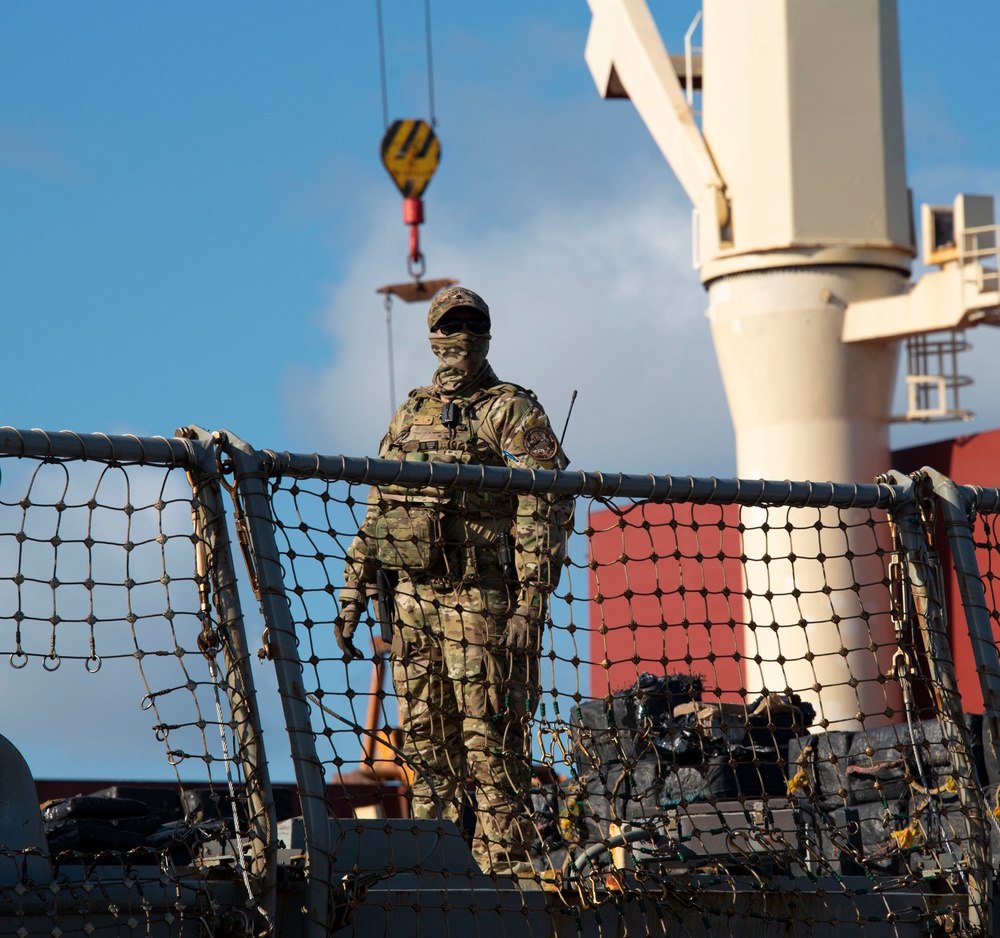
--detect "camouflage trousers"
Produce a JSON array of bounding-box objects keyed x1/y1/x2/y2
[{"x1": 390, "y1": 575, "x2": 539, "y2": 874}]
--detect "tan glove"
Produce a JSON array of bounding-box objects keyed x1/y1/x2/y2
[
  {"x1": 335, "y1": 601, "x2": 365, "y2": 660},
  {"x1": 501, "y1": 604, "x2": 541, "y2": 655}
]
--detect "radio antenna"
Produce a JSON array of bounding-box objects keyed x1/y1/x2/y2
[{"x1": 559, "y1": 390, "x2": 578, "y2": 447}]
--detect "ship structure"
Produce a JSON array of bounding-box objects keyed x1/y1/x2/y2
[
  {"x1": 2, "y1": 3, "x2": 1000, "y2": 937},
  {"x1": 586, "y1": 0, "x2": 1000, "y2": 730}
]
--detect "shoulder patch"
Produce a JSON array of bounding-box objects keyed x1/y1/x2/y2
[{"x1": 523, "y1": 426, "x2": 559, "y2": 461}]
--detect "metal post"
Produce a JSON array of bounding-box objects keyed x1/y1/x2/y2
[
  {"x1": 182, "y1": 431, "x2": 278, "y2": 934},
  {"x1": 219, "y1": 432, "x2": 332, "y2": 938},
  {"x1": 923, "y1": 467, "x2": 1000, "y2": 796},
  {"x1": 883, "y1": 471, "x2": 989, "y2": 934}
]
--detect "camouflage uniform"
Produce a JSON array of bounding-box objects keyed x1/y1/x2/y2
[{"x1": 339, "y1": 287, "x2": 573, "y2": 874}]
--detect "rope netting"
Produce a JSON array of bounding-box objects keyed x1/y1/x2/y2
[
  {"x1": 0, "y1": 450, "x2": 266, "y2": 933},
  {"x1": 266, "y1": 462, "x2": 994, "y2": 935},
  {"x1": 963, "y1": 506, "x2": 1000, "y2": 827},
  {"x1": 3, "y1": 428, "x2": 998, "y2": 937}
]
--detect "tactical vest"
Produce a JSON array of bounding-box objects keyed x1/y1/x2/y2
[
  {"x1": 375, "y1": 382, "x2": 532, "y2": 567},
  {"x1": 381, "y1": 381, "x2": 533, "y2": 470}
]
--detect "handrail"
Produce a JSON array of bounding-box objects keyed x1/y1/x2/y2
[
  {"x1": 259, "y1": 449, "x2": 910, "y2": 508},
  {"x1": 683, "y1": 9, "x2": 703, "y2": 108},
  {"x1": 0, "y1": 426, "x2": 207, "y2": 468}
]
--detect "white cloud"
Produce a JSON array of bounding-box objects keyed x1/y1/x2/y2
[{"x1": 284, "y1": 168, "x2": 735, "y2": 477}]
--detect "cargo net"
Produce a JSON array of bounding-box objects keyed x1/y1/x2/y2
[
  {"x1": 0, "y1": 454, "x2": 260, "y2": 929},
  {"x1": 967, "y1": 507, "x2": 1000, "y2": 834},
  {"x1": 271, "y1": 472, "x2": 990, "y2": 933}
]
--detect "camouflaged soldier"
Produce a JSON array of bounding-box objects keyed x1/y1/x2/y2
[{"x1": 336, "y1": 286, "x2": 573, "y2": 875}]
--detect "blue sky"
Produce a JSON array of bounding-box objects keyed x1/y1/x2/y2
[{"x1": 3, "y1": 2, "x2": 999, "y2": 476}]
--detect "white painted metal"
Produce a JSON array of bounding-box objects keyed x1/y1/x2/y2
[
  {"x1": 843, "y1": 195, "x2": 1000, "y2": 342},
  {"x1": 699, "y1": 0, "x2": 912, "y2": 280},
  {"x1": 585, "y1": 0, "x2": 724, "y2": 215},
  {"x1": 683, "y1": 11, "x2": 702, "y2": 108},
  {"x1": 585, "y1": 0, "x2": 919, "y2": 726},
  {"x1": 709, "y1": 267, "x2": 904, "y2": 724},
  {"x1": 843, "y1": 266, "x2": 986, "y2": 341},
  {"x1": 901, "y1": 332, "x2": 973, "y2": 422}
]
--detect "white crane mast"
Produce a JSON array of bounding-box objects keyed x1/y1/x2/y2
[{"x1": 586, "y1": 0, "x2": 924, "y2": 727}]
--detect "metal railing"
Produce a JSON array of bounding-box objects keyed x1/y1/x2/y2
[
  {"x1": 1, "y1": 424, "x2": 1000, "y2": 936},
  {"x1": 961, "y1": 223, "x2": 1000, "y2": 298}
]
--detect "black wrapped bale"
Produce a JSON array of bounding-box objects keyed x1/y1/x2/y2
[
  {"x1": 669, "y1": 800, "x2": 799, "y2": 864},
  {"x1": 89, "y1": 785, "x2": 184, "y2": 825},
  {"x1": 801, "y1": 796, "x2": 911, "y2": 876},
  {"x1": 789, "y1": 714, "x2": 987, "y2": 810},
  {"x1": 42, "y1": 795, "x2": 151, "y2": 824},
  {"x1": 182, "y1": 788, "x2": 247, "y2": 824},
  {"x1": 44, "y1": 817, "x2": 150, "y2": 853},
  {"x1": 668, "y1": 696, "x2": 809, "y2": 799},
  {"x1": 569, "y1": 673, "x2": 704, "y2": 774},
  {"x1": 145, "y1": 817, "x2": 232, "y2": 864},
  {"x1": 528, "y1": 784, "x2": 562, "y2": 845}
]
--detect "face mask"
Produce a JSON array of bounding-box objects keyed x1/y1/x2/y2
[{"x1": 429, "y1": 332, "x2": 491, "y2": 393}]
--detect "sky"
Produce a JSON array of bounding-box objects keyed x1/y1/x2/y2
[
  {"x1": 2, "y1": 3, "x2": 1000, "y2": 781},
  {"x1": 3, "y1": 2, "x2": 999, "y2": 479}
]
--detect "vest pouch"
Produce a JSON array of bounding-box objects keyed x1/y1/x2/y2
[{"x1": 370, "y1": 503, "x2": 443, "y2": 574}]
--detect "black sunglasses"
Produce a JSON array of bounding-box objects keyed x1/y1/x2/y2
[{"x1": 436, "y1": 318, "x2": 490, "y2": 336}]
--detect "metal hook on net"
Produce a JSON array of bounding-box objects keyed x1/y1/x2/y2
[
  {"x1": 9, "y1": 651, "x2": 28, "y2": 670},
  {"x1": 197, "y1": 620, "x2": 222, "y2": 659},
  {"x1": 85, "y1": 655, "x2": 102, "y2": 674},
  {"x1": 42, "y1": 653, "x2": 61, "y2": 672}
]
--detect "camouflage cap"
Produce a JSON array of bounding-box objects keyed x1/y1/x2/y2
[{"x1": 427, "y1": 286, "x2": 491, "y2": 332}]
